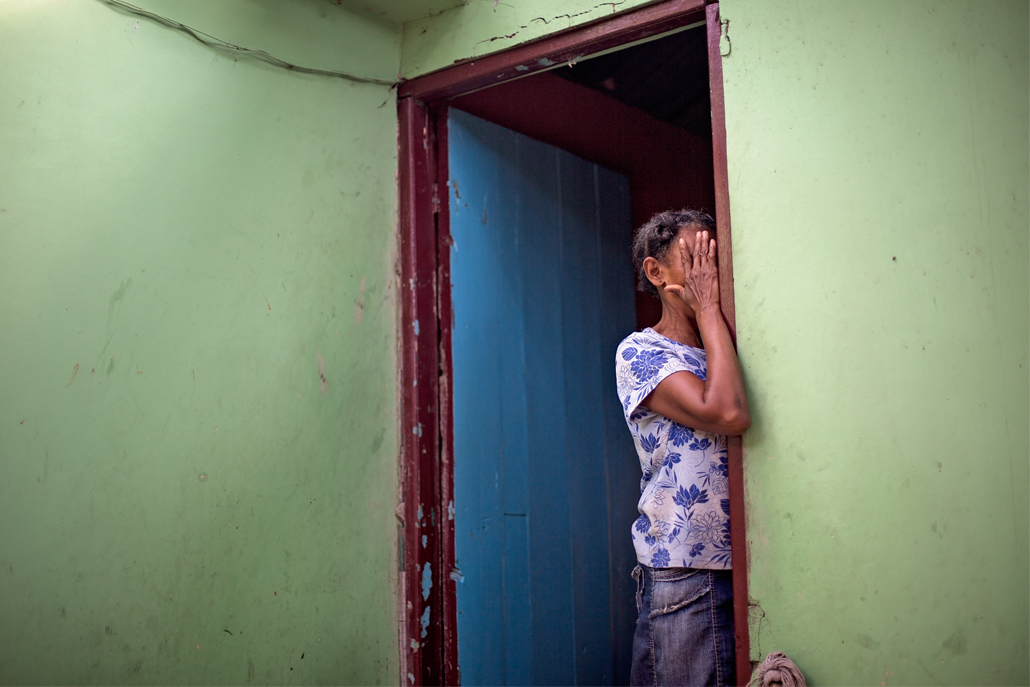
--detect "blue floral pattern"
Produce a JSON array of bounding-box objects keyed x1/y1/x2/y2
[
  {"x1": 651, "y1": 547, "x2": 671, "y2": 568},
  {"x1": 615, "y1": 328, "x2": 731, "y2": 570},
  {"x1": 629, "y1": 350, "x2": 668, "y2": 380},
  {"x1": 639, "y1": 433, "x2": 661, "y2": 454},
  {"x1": 668, "y1": 422, "x2": 694, "y2": 447},
  {"x1": 634, "y1": 514, "x2": 651, "y2": 534}
]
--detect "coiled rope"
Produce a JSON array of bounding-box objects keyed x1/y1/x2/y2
[{"x1": 748, "y1": 652, "x2": 807, "y2": 687}]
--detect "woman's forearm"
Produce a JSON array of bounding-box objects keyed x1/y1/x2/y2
[{"x1": 696, "y1": 305, "x2": 750, "y2": 432}]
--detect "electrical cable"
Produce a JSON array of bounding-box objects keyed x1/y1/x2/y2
[{"x1": 96, "y1": 0, "x2": 397, "y2": 87}]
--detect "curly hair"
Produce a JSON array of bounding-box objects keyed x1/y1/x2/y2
[{"x1": 632, "y1": 209, "x2": 717, "y2": 298}]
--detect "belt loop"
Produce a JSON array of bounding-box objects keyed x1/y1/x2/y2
[{"x1": 632, "y1": 565, "x2": 644, "y2": 613}]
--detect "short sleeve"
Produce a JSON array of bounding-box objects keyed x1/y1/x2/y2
[{"x1": 615, "y1": 334, "x2": 703, "y2": 424}]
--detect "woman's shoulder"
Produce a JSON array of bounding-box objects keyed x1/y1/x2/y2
[
  {"x1": 618, "y1": 328, "x2": 662, "y2": 350},
  {"x1": 617, "y1": 329, "x2": 707, "y2": 380},
  {"x1": 616, "y1": 329, "x2": 666, "y2": 360}
]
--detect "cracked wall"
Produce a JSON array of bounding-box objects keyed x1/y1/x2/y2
[{"x1": 400, "y1": 0, "x2": 656, "y2": 78}]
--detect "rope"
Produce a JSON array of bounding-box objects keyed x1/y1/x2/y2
[{"x1": 748, "y1": 652, "x2": 807, "y2": 687}]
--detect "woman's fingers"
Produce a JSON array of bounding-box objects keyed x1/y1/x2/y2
[
  {"x1": 709, "y1": 237, "x2": 717, "y2": 262},
  {"x1": 692, "y1": 230, "x2": 703, "y2": 271}
]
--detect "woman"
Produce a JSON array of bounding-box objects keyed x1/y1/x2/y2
[{"x1": 616, "y1": 209, "x2": 751, "y2": 687}]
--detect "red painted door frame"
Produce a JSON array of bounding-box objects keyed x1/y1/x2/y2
[{"x1": 397, "y1": 2, "x2": 749, "y2": 684}]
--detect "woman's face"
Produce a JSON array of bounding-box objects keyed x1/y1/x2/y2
[{"x1": 661, "y1": 225, "x2": 707, "y2": 288}]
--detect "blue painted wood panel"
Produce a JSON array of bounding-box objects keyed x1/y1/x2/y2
[
  {"x1": 448, "y1": 115, "x2": 520, "y2": 687},
  {"x1": 448, "y1": 109, "x2": 637, "y2": 686},
  {"x1": 595, "y1": 167, "x2": 639, "y2": 687},
  {"x1": 558, "y1": 151, "x2": 613, "y2": 687}
]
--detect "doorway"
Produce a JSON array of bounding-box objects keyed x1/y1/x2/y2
[{"x1": 398, "y1": 3, "x2": 747, "y2": 685}]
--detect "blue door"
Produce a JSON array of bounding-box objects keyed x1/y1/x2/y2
[{"x1": 448, "y1": 109, "x2": 640, "y2": 686}]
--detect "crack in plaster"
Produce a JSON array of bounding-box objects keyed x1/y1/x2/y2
[{"x1": 471, "y1": 0, "x2": 632, "y2": 57}]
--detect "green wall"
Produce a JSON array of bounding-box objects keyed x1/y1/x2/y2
[
  {"x1": 721, "y1": 1, "x2": 1029, "y2": 683},
  {"x1": 400, "y1": 0, "x2": 654, "y2": 77},
  {"x1": 404, "y1": 0, "x2": 1030, "y2": 684},
  {"x1": 4, "y1": 0, "x2": 1027, "y2": 684},
  {"x1": 0, "y1": 1, "x2": 400, "y2": 684}
]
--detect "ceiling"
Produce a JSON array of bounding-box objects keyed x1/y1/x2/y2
[
  {"x1": 554, "y1": 25, "x2": 711, "y2": 139},
  {"x1": 334, "y1": 0, "x2": 466, "y2": 25}
]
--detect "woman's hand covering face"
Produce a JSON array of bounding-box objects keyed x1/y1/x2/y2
[{"x1": 664, "y1": 230, "x2": 720, "y2": 315}]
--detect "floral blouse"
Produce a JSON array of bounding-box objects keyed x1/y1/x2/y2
[{"x1": 616, "y1": 328, "x2": 731, "y2": 570}]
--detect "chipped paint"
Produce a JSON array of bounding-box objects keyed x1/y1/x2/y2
[
  {"x1": 420, "y1": 606, "x2": 431, "y2": 638},
  {"x1": 421, "y1": 562, "x2": 432, "y2": 600}
]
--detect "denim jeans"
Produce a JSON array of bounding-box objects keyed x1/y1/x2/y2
[{"x1": 630, "y1": 565, "x2": 736, "y2": 687}]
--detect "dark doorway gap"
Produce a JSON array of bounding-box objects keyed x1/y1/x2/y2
[{"x1": 554, "y1": 25, "x2": 712, "y2": 140}]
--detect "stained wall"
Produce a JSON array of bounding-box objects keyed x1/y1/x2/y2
[
  {"x1": 719, "y1": 1, "x2": 1029, "y2": 683},
  {"x1": 0, "y1": 1, "x2": 400, "y2": 683}
]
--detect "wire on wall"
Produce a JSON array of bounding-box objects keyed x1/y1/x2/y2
[{"x1": 97, "y1": 0, "x2": 398, "y2": 87}]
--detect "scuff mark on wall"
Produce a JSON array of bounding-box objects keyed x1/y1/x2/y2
[
  {"x1": 942, "y1": 629, "x2": 968, "y2": 656},
  {"x1": 748, "y1": 595, "x2": 767, "y2": 664},
  {"x1": 66, "y1": 363, "x2": 79, "y2": 386},
  {"x1": 106, "y1": 277, "x2": 133, "y2": 334},
  {"x1": 354, "y1": 278, "x2": 366, "y2": 323},
  {"x1": 317, "y1": 352, "x2": 328, "y2": 396}
]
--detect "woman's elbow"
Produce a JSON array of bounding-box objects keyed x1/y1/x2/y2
[{"x1": 718, "y1": 407, "x2": 751, "y2": 436}]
